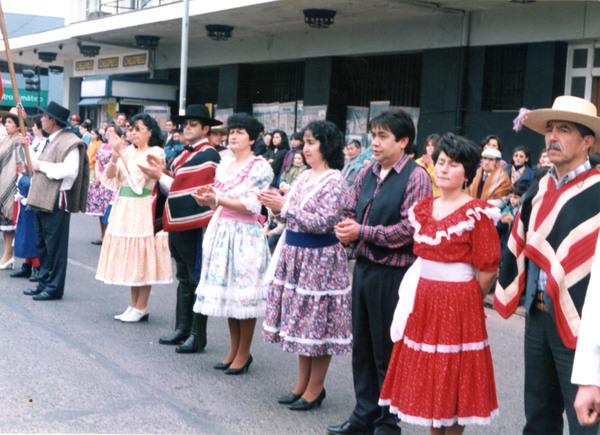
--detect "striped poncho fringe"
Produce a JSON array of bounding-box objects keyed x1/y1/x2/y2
[
  {"x1": 154, "y1": 142, "x2": 220, "y2": 233},
  {"x1": 494, "y1": 169, "x2": 600, "y2": 349}
]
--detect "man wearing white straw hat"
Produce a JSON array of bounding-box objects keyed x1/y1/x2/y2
[{"x1": 494, "y1": 95, "x2": 600, "y2": 434}]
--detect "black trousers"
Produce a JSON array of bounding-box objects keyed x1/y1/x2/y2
[
  {"x1": 349, "y1": 258, "x2": 408, "y2": 431},
  {"x1": 523, "y1": 309, "x2": 597, "y2": 435},
  {"x1": 34, "y1": 204, "x2": 71, "y2": 298}
]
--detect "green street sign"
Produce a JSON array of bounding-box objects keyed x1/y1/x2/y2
[{"x1": 1, "y1": 88, "x2": 48, "y2": 107}]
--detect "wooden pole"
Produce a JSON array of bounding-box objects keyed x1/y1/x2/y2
[{"x1": 0, "y1": 0, "x2": 33, "y2": 177}]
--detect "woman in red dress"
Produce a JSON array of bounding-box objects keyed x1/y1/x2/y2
[{"x1": 379, "y1": 133, "x2": 501, "y2": 434}]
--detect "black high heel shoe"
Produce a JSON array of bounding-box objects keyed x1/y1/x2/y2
[
  {"x1": 224, "y1": 355, "x2": 253, "y2": 375},
  {"x1": 288, "y1": 388, "x2": 326, "y2": 411},
  {"x1": 277, "y1": 392, "x2": 302, "y2": 404},
  {"x1": 213, "y1": 361, "x2": 232, "y2": 370}
]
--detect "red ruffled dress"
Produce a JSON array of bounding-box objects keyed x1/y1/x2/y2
[{"x1": 379, "y1": 197, "x2": 500, "y2": 428}]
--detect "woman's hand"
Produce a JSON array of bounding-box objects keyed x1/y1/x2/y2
[
  {"x1": 138, "y1": 153, "x2": 165, "y2": 180},
  {"x1": 258, "y1": 190, "x2": 285, "y2": 215},
  {"x1": 108, "y1": 133, "x2": 127, "y2": 160},
  {"x1": 192, "y1": 185, "x2": 218, "y2": 208}
]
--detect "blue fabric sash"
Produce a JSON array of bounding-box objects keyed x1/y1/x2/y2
[{"x1": 285, "y1": 230, "x2": 339, "y2": 248}]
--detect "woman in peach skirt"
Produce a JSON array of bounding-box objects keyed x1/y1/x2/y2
[{"x1": 96, "y1": 114, "x2": 172, "y2": 322}]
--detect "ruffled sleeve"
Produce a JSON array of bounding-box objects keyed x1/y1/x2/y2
[
  {"x1": 239, "y1": 159, "x2": 274, "y2": 215},
  {"x1": 470, "y1": 204, "x2": 501, "y2": 272}
]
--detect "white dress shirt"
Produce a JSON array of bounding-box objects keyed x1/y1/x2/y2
[
  {"x1": 571, "y1": 233, "x2": 600, "y2": 386},
  {"x1": 37, "y1": 129, "x2": 80, "y2": 191}
]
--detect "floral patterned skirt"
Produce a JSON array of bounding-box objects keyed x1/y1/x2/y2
[
  {"x1": 193, "y1": 217, "x2": 270, "y2": 319},
  {"x1": 262, "y1": 242, "x2": 352, "y2": 356}
]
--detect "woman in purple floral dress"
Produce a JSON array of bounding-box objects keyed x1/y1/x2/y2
[
  {"x1": 86, "y1": 125, "x2": 116, "y2": 244},
  {"x1": 259, "y1": 120, "x2": 351, "y2": 411}
]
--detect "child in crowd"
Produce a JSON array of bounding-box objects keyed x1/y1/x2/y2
[
  {"x1": 279, "y1": 151, "x2": 307, "y2": 193},
  {"x1": 497, "y1": 184, "x2": 526, "y2": 261},
  {"x1": 165, "y1": 129, "x2": 184, "y2": 169},
  {"x1": 10, "y1": 149, "x2": 40, "y2": 281}
]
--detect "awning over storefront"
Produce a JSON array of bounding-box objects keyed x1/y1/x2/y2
[
  {"x1": 81, "y1": 76, "x2": 177, "y2": 102},
  {"x1": 78, "y1": 97, "x2": 103, "y2": 106}
]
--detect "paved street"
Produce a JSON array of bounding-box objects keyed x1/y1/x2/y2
[{"x1": 0, "y1": 213, "x2": 528, "y2": 434}]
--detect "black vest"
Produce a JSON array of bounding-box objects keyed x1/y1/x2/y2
[{"x1": 355, "y1": 158, "x2": 417, "y2": 262}]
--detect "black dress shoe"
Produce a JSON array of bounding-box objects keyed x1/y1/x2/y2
[
  {"x1": 327, "y1": 421, "x2": 372, "y2": 435},
  {"x1": 91, "y1": 239, "x2": 103, "y2": 245},
  {"x1": 224, "y1": 355, "x2": 253, "y2": 375},
  {"x1": 32, "y1": 291, "x2": 61, "y2": 301},
  {"x1": 10, "y1": 263, "x2": 32, "y2": 278},
  {"x1": 158, "y1": 329, "x2": 189, "y2": 345},
  {"x1": 29, "y1": 267, "x2": 39, "y2": 282},
  {"x1": 23, "y1": 288, "x2": 42, "y2": 296},
  {"x1": 277, "y1": 392, "x2": 302, "y2": 404},
  {"x1": 176, "y1": 335, "x2": 202, "y2": 353},
  {"x1": 213, "y1": 361, "x2": 232, "y2": 370},
  {"x1": 289, "y1": 389, "x2": 326, "y2": 411}
]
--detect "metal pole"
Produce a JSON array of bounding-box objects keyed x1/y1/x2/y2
[{"x1": 178, "y1": 0, "x2": 189, "y2": 116}]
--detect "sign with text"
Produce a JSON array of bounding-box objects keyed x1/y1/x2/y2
[{"x1": 73, "y1": 51, "x2": 149, "y2": 77}]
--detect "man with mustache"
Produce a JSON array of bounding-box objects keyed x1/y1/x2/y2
[{"x1": 494, "y1": 96, "x2": 600, "y2": 435}]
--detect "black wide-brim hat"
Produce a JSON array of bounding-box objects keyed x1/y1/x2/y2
[
  {"x1": 173, "y1": 104, "x2": 222, "y2": 127},
  {"x1": 36, "y1": 101, "x2": 71, "y2": 126}
]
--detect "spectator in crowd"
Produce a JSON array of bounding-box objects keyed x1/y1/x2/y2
[
  {"x1": 505, "y1": 145, "x2": 535, "y2": 189},
  {"x1": 537, "y1": 150, "x2": 551, "y2": 167},
  {"x1": 267, "y1": 130, "x2": 290, "y2": 186},
  {"x1": 467, "y1": 148, "x2": 511, "y2": 208},
  {"x1": 261, "y1": 121, "x2": 352, "y2": 411},
  {"x1": 164, "y1": 129, "x2": 184, "y2": 169},
  {"x1": 87, "y1": 128, "x2": 103, "y2": 181},
  {"x1": 253, "y1": 125, "x2": 268, "y2": 156},
  {"x1": 480, "y1": 134, "x2": 508, "y2": 169},
  {"x1": 79, "y1": 122, "x2": 92, "y2": 146},
  {"x1": 496, "y1": 184, "x2": 526, "y2": 261},
  {"x1": 69, "y1": 114, "x2": 82, "y2": 138},
  {"x1": 416, "y1": 133, "x2": 440, "y2": 196},
  {"x1": 279, "y1": 132, "x2": 304, "y2": 178},
  {"x1": 279, "y1": 151, "x2": 307, "y2": 193},
  {"x1": 86, "y1": 126, "x2": 115, "y2": 246},
  {"x1": 163, "y1": 119, "x2": 175, "y2": 146},
  {"x1": 116, "y1": 113, "x2": 127, "y2": 135},
  {"x1": 341, "y1": 140, "x2": 362, "y2": 187},
  {"x1": 494, "y1": 95, "x2": 600, "y2": 435}
]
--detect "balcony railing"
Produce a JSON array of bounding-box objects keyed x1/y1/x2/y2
[{"x1": 86, "y1": 0, "x2": 181, "y2": 19}]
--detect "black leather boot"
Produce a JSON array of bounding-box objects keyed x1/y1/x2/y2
[
  {"x1": 28, "y1": 267, "x2": 39, "y2": 282},
  {"x1": 10, "y1": 263, "x2": 32, "y2": 278},
  {"x1": 158, "y1": 283, "x2": 193, "y2": 345},
  {"x1": 176, "y1": 313, "x2": 208, "y2": 353}
]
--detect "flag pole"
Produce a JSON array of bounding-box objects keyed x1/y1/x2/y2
[{"x1": 0, "y1": 0, "x2": 33, "y2": 177}]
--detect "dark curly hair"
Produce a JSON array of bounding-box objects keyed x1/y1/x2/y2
[
  {"x1": 302, "y1": 120, "x2": 345, "y2": 170},
  {"x1": 130, "y1": 113, "x2": 164, "y2": 147},
  {"x1": 433, "y1": 132, "x2": 481, "y2": 184},
  {"x1": 227, "y1": 113, "x2": 262, "y2": 141}
]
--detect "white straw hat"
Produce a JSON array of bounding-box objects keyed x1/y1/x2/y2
[{"x1": 524, "y1": 96, "x2": 600, "y2": 146}]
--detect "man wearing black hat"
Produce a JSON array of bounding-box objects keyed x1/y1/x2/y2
[
  {"x1": 24, "y1": 101, "x2": 89, "y2": 301},
  {"x1": 139, "y1": 104, "x2": 222, "y2": 353}
]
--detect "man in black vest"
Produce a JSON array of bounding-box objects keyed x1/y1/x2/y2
[{"x1": 332, "y1": 110, "x2": 432, "y2": 435}]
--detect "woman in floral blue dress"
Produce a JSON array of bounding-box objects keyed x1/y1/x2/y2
[
  {"x1": 193, "y1": 113, "x2": 273, "y2": 375},
  {"x1": 259, "y1": 120, "x2": 351, "y2": 411}
]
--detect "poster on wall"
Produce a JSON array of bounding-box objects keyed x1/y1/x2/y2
[
  {"x1": 266, "y1": 102, "x2": 280, "y2": 133},
  {"x1": 296, "y1": 101, "x2": 303, "y2": 131},
  {"x1": 369, "y1": 101, "x2": 390, "y2": 119},
  {"x1": 279, "y1": 102, "x2": 296, "y2": 136},
  {"x1": 253, "y1": 103, "x2": 267, "y2": 127},
  {"x1": 302, "y1": 105, "x2": 327, "y2": 128},
  {"x1": 215, "y1": 108, "x2": 234, "y2": 126},
  {"x1": 346, "y1": 106, "x2": 368, "y2": 135},
  {"x1": 145, "y1": 105, "x2": 170, "y2": 131}
]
